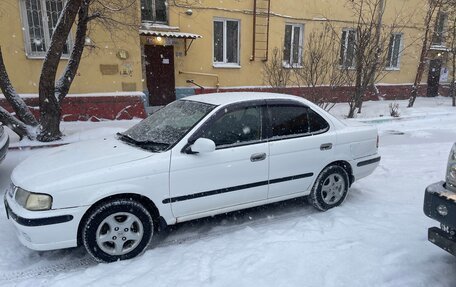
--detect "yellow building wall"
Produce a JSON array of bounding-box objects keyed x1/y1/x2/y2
[
  {"x1": 168, "y1": 0, "x2": 445, "y2": 89},
  {"x1": 0, "y1": 0, "x2": 450, "y2": 95},
  {"x1": 0, "y1": 1, "x2": 143, "y2": 95}
]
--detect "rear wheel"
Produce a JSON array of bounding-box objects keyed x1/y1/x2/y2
[
  {"x1": 82, "y1": 199, "x2": 154, "y2": 262},
  {"x1": 309, "y1": 165, "x2": 349, "y2": 211}
]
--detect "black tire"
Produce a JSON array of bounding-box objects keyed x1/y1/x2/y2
[
  {"x1": 308, "y1": 165, "x2": 350, "y2": 211},
  {"x1": 82, "y1": 199, "x2": 154, "y2": 262}
]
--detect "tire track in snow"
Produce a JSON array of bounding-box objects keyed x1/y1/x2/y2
[{"x1": 0, "y1": 199, "x2": 316, "y2": 283}]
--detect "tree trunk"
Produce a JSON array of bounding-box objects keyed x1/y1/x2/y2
[
  {"x1": 38, "y1": 101, "x2": 62, "y2": 142},
  {"x1": 452, "y1": 81, "x2": 455, "y2": 107},
  {"x1": 408, "y1": 2, "x2": 437, "y2": 108},
  {"x1": 349, "y1": 83, "x2": 363, "y2": 118},
  {"x1": 357, "y1": 98, "x2": 364, "y2": 114},
  {"x1": 0, "y1": 47, "x2": 38, "y2": 127},
  {"x1": 0, "y1": 106, "x2": 31, "y2": 139},
  {"x1": 348, "y1": 104, "x2": 357, "y2": 118},
  {"x1": 56, "y1": 1, "x2": 90, "y2": 102},
  {"x1": 352, "y1": 53, "x2": 364, "y2": 117},
  {"x1": 37, "y1": 0, "x2": 82, "y2": 141}
]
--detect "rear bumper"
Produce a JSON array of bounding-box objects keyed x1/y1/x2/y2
[{"x1": 352, "y1": 155, "x2": 381, "y2": 181}]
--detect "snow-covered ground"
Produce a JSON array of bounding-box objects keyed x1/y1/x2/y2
[{"x1": 0, "y1": 97, "x2": 455, "y2": 287}]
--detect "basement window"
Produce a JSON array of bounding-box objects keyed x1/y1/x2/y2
[
  {"x1": 213, "y1": 18, "x2": 240, "y2": 67},
  {"x1": 20, "y1": 0, "x2": 71, "y2": 59}
]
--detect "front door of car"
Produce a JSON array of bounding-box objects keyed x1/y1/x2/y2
[
  {"x1": 168, "y1": 102, "x2": 269, "y2": 218},
  {"x1": 266, "y1": 101, "x2": 336, "y2": 199}
]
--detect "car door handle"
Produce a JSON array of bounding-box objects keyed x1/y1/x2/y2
[
  {"x1": 250, "y1": 153, "x2": 267, "y2": 162},
  {"x1": 320, "y1": 143, "x2": 333, "y2": 151}
]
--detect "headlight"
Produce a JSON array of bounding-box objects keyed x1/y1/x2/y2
[
  {"x1": 446, "y1": 144, "x2": 456, "y2": 191},
  {"x1": 15, "y1": 187, "x2": 52, "y2": 211},
  {"x1": 450, "y1": 164, "x2": 456, "y2": 180}
]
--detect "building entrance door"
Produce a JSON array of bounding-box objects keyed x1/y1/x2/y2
[
  {"x1": 144, "y1": 45, "x2": 176, "y2": 106},
  {"x1": 427, "y1": 59, "x2": 442, "y2": 97}
]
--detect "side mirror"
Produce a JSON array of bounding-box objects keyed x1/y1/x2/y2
[{"x1": 190, "y1": 138, "x2": 216, "y2": 154}]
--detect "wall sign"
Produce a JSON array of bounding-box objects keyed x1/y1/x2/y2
[
  {"x1": 440, "y1": 67, "x2": 449, "y2": 82},
  {"x1": 117, "y1": 50, "x2": 130, "y2": 60},
  {"x1": 100, "y1": 64, "x2": 119, "y2": 75}
]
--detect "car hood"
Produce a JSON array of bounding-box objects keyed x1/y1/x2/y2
[{"x1": 11, "y1": 137, "x2": 154, "y2": 192}]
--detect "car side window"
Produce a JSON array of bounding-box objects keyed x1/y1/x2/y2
[
  {"x1": 269, "y1": 105, "x2": 310, "y2": 138},
  {"x1": 201, "y1": 106, "x2": 262, "y2": 147},
  {"x1": 308, "y1": 108, "x2": 330, "y2": 134}
]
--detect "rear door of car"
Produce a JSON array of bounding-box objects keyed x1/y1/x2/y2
[
  {"x1": 266, "y1": 100, "x2": 336, "y2": 199},
  {"x1": 168, "y1": 100, "x2": 270, "y2": 218}
]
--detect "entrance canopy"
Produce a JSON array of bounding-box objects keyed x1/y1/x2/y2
[
  {"x1": 139, "y1": 30, "x2": 202, "y2": 39},
  {"x1": 140, "y1": 29, "x2": 202, "y2": 55}
]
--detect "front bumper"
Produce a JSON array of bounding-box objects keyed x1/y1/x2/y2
[
  {"x1": 428, "y1": 227, "x2": 456, "y2": 256},
  {"x1": 424, "y1": 181, "x2": 456, "y2": 228},
  {"x1": 4, "y1": 192, "x2": 88, "y2": 251},
  {"x1": 424, "y1": 181, "x2": 456, "y2": 256}
]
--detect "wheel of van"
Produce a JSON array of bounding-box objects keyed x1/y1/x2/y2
[
  {"x1": 82, "y1": 199, "x2": 154, "y2": 262},
  {"x1": 308, "y1": 165, "x2": 350, "y2": 211}
]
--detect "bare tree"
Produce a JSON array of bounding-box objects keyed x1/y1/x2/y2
[
  {"x1": 293, "y1": 27, "x2": 350, "y2": 111},
  {"x1": 262, "y1": 47, "x2": 292, "y2": 89},
  {"x1": 407, "y1": 0, "x2": 447, "y2": 108},
  {"x1": 335, "y1": 0, "x2": 403, "y2": 118},
  {"x1": 0, "y1": 0, "x2": 138, "y2": 141}
]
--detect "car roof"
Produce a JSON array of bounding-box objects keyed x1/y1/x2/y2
[
  {"x1": 182, "y1": 92, "x2": 308, "y2": 106},
  {"x1": 182, "y1": 92, "x2": 347, "y2": 130}
]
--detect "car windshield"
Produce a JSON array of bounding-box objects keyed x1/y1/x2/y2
[{"x1": 118, "y1": 100, "x2": 216, "y2": 152}]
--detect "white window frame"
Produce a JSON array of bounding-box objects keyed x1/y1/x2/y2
[
  {"x1": 213, "y1": 18, "x2": 241, "y2": 68},
  {"x1": 141, "y1": 0, "x2": 168, "y2": 24},
  {"x1": 340, "y1": 28, "x2": 356, "y2": 69},
  {"x1": 19, "y1": 0, "x2": 72, "y2": 59},
  {"x1": 385, "y1": 33, "x2": 403, "y2": 71},
  {"x1": 432, "y1": 12, "x2": 448, "y2": 47},
  {"x1": 283, "y1": 23, "x2": 304, "y2": 68}
]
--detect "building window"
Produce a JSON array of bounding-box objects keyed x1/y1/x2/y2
[
  {"x1": 20, "y1": 0, "x2": 71, "y2": 58},
  {"x1": 283, "y1": 24, "x2": 304, "y2": 67},
  {"x1": 141, "y1": 0, "x2": 167, "y2": 23},
  {"x1": 213, "y1": 18, "x2": 240, "y2": 66},
  {"x1": 386, "y1": 33, "x2": 402, "y2": 70},
  {"x1": 339, "y1": 28, "x2": 356, "y2": 68},
  {"x1": 432, "y1": 12, "x2": 447, "y2": 46}
]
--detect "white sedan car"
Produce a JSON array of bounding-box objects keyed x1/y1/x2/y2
[{"x1": 4, "y1": 92, "x2": 380, "y2": 262}]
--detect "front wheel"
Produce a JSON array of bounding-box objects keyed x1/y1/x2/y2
[
  {"x1": 308, "y1": 165, "x2": 350, "y2": 211},
  {"x1": 82, "y1": 199, "x2": 154, "y2": 262}
]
